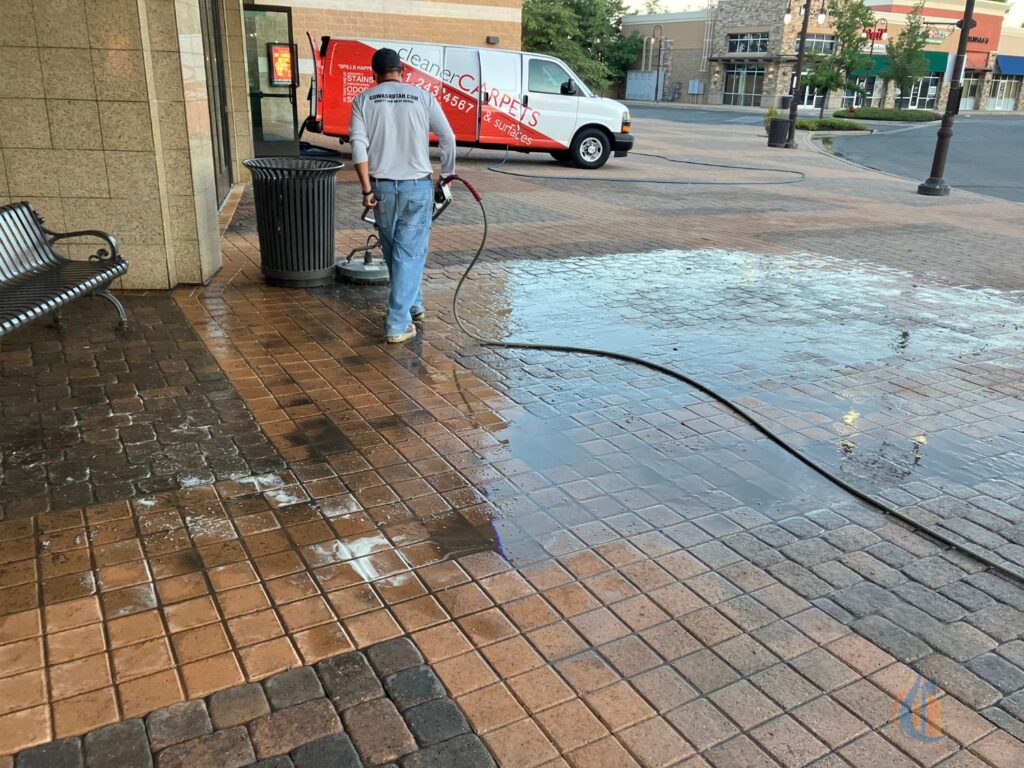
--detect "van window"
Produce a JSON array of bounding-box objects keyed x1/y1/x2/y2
[
  {"x1": 529, "y1": 59, "x2": 574, "y2": 95},
  {"x1": 481, "y1": 50, "x2": 519, "y2": 96}
]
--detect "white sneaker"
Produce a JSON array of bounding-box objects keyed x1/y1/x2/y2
[
  {"x1": 412, "y1": 309, "x2": 426, "y2": 322},
  {"x1": 386, "y1": 324, "x2": 417, "y2": 343}
]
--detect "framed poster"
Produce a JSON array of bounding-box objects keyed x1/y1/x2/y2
[{"x1": 268, "y1": 42, "x2": 295, "y2": 87}]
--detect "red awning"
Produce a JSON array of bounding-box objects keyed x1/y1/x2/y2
[{"x1": 966, "y1": 51, "x2": 988, "y2": 70}]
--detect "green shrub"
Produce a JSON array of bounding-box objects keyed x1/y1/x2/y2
[
  {"x1": 764, "y1": 106, "x2": 779, "y2": 134},
  {"x1": 832, "y1": 107, "x2": 939, "y2": 121},
  {"x1": 797, "y1": 118, "x2": 869, "y2": 131}
]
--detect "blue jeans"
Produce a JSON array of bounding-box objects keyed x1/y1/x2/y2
[{"x1": 372, "y1": 178, "x2": 432, "y2": 336}]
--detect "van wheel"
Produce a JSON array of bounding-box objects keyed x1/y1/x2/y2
[
  {"x1": 570, "y1": 128, "x2": 611, "y2": 169},
  {"x1": 550, "y1": 150, "x2": 573, "y2": 164}
]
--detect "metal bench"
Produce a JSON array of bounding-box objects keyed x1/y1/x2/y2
[{"x1": 0, "y1": 201, "x2": 129, "y2": 338}]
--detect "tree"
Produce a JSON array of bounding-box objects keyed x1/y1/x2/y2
[
  {"x1": 803, "y1": 0, "x2": 873, "y2": 116},
  {"x1": 523, "y1": 0, "x2": 645, "y2": 91},
  {"x1": 806, "y1": 57, "x2": 847, "y2": 117},
  {"x1": 827, "y1": 0, "x2": 875, "y2": 89},
  {"x1": 643, "y1": 0, "x2": 665, "y2": 12},
  {"x1": 881, "y1": 2, "x2": 930, "y2": 108}
]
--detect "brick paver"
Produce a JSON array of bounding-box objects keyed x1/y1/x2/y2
[{"x1": 2, "y1": 117, "x2": 1024, "y2": 766}]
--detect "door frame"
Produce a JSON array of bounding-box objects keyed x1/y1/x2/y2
[
  {"x1": 199, "y1": 0, "x2": 233, "y2": 202},
  {"x1": 244, "y1": 3, "x2": 300, "y2": 156},
  {"x1": 723, "y1": 63, "x2": 764, "y2": 107}
]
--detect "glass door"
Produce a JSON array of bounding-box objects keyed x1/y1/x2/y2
[
  {"x1": 244, "y1": 6, "x2": 299, "y2": 155},
  {"x1": 199, "y1": 0, "x2": 232, "y2": 202},
  {"x1": 960, "y1": 73, "x2": 980, "y2": 111},
  {"x1": 723, "y1": 64, "x2": 764, "y2": 107},
  {"x1": 799, "y1": 73, "x2": 821, "y2": 109},
  {"x1": 988, "y1": 76, "x2": 1021, "y2": 111},
  {"x1": 908, "y1": 73, "x2": 941, "y2": 109}
]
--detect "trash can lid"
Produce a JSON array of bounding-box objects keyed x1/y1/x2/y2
[{"x1": 243, "y1": 157, "x2": 344, "y2": 175}]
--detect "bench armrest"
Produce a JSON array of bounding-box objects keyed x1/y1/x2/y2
[{"x1": 44, "y1": 228, "x2": 121, "y2": 262}]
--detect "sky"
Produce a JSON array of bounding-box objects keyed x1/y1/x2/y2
[{"x1": 622, "y1": 0, "x2": 1024, "y2": 28}]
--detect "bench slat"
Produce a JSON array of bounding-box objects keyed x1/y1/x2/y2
[
  {"x1": 0, "y1": 203, "x2": 57, "y2": 281},
  {"x1": 0, "y1": 201, "x2": 129, "y2": 338}
]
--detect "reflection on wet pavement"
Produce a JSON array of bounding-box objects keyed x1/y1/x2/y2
[{"x1": 447, "y1": 249, "x2": 1024, "y2": 568}]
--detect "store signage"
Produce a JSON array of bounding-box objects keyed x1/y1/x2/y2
[
  {"x1": 924, "y1": 22, "x2": 955, "y2": 44},
  {"x1": 968, "y1": 36, "x2": 989, "y2": 44},
  {"x1": 269, "y1": 43, "x2": 294, "y2": 86}
]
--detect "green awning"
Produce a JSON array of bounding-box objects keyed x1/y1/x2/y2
[{"x1": 853, "y1": 51, "x2": 949, "y2": 77}]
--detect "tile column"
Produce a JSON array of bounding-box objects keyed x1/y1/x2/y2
[{"x1": 0, "y1": 0, "x2": 250, "y2": 289}]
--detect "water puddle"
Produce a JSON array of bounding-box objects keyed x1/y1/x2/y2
[{"x1": 439, "y1": 249, "x2": 1024, "y2": 554}]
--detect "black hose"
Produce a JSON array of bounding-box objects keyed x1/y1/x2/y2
[
  {"x1": 485, "y1": 147, "x2": 806, "y2": 185},
  {"x1": 441, "y1": 174, "x2": 1024, "y2": 586}
]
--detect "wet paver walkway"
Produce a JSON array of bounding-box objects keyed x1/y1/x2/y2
[{"x1": 2, "y1": 118, "x2": 1024, "y2": 766}]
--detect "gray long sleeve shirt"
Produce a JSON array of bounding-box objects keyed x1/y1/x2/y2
[{"x1": 349, "y1": 81, "x2": 456, "y2": 180}]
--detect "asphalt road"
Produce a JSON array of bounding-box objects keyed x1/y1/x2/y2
[
  {"x1": 829, "y1": 115, "x2": 1024, "y2": 203},
  {"x1": 629, "y1": 103, "x2": 1024, "y2": 203}
]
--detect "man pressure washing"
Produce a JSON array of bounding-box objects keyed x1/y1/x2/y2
[{"x1": 349, "y1": 48, "x2": 456, "y2": 343}]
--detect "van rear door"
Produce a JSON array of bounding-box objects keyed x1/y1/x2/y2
[
  {"x1": 321, "y1": 39, "x2": 376, "y2": 137},
  {"x1": 521, "y1": 55, "x2": 580, "y2": 150}
]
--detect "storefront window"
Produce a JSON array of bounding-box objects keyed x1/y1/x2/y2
[
  {"x1": 960, "y1": 72, "x2": 982, "y2": 110},
  {"x1": 723, "y1": 63, "x2": 765, "y2": 106},
  {"x1": 727, "y1": 33, "x2": 769, "y2": 54},
  {"x1": 799, "y1": 72, "x2": 822, "y2": 108},
  {"x1": 988, "y1": 75, "x2": 1022, "y2": 111},
  {"x1": 900, "y1": 72, "x2": 942, "y2": 109},
  {"x1": 842, "y1": 76, "x2": 878, "y2": 108},
  {"x1": 797, "y1": 34, "x2": 836, "y2": 54}
]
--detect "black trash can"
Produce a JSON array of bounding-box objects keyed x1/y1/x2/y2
[
  {"x1": 243, "y1": 157, "x2": 344, "y2": 287},
  {"x1": 767, "y1": 117, "x2": 792, "y2": 148},
  {"x1": 779, "y1": 95, "x2": 792, "y2": 109}
]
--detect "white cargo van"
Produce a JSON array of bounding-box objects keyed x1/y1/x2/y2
[{"x1": 304, "y1": 36, "x2": 634, "y2": 169}]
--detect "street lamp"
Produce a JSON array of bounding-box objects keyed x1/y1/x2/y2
[
  {"x1": 783, "y1": 0, "x2": 828, "y2": 148},
  {"x1": 918, "y1": 0, "x2": 977, "y2": 195},
  {"x1": 652, "y1": 24, "x2": 663, "y2": 103},
  {"x1": 858, "y1": 19, "x2": 888, "y2": 108},
  {"x1": 862, "y1": 18, "x2": 888, "y2": 55}
]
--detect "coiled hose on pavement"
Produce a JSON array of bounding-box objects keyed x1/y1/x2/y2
[{"x1": 440, "y1": 171, "x2": 1024, "y2": 585}]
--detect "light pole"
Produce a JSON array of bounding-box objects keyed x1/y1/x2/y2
[
  {"x1": 653, "y1": 24, "x2": 664, "y2": 102},
  {"x1": 784, "y1": 0, "x2": 828, "y2": 148},
  {"x1": 863, "y1": 18, "x2": 888, "y2": 57},
  {"x1": 918, "y1": 0, "x2": 977, "y2": 195}
]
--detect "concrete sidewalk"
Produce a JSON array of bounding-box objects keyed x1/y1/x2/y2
[{"x1": 2, "y1": 116, "x2": 1024, "y2": 767}]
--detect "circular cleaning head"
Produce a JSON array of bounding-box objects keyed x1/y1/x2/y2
[{"x1": 335, "y1": 261, "x2": 390, "y2": 285}]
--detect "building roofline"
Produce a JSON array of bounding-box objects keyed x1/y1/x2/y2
[
  {"x1": 621, "y1": 11, "x2": 711, "y2": 24},
  {"x1": 864, "y1": 0, "x2": 1011, "y2": 15}
]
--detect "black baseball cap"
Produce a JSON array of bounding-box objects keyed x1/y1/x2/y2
[{"x1": 371, "y1": 48, "x2": 403, "y2": 75}]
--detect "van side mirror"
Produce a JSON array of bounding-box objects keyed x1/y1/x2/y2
[{"x1": 561, "y1": 80, "x2": 578, "y2": 96}]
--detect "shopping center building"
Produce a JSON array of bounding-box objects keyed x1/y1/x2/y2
[
  {"x1": 621, "y1": 0, "x2": 1024, "y2": 112},
  {"x1": 0, "y1": 0, "x2": 521, "y2": 290}
]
